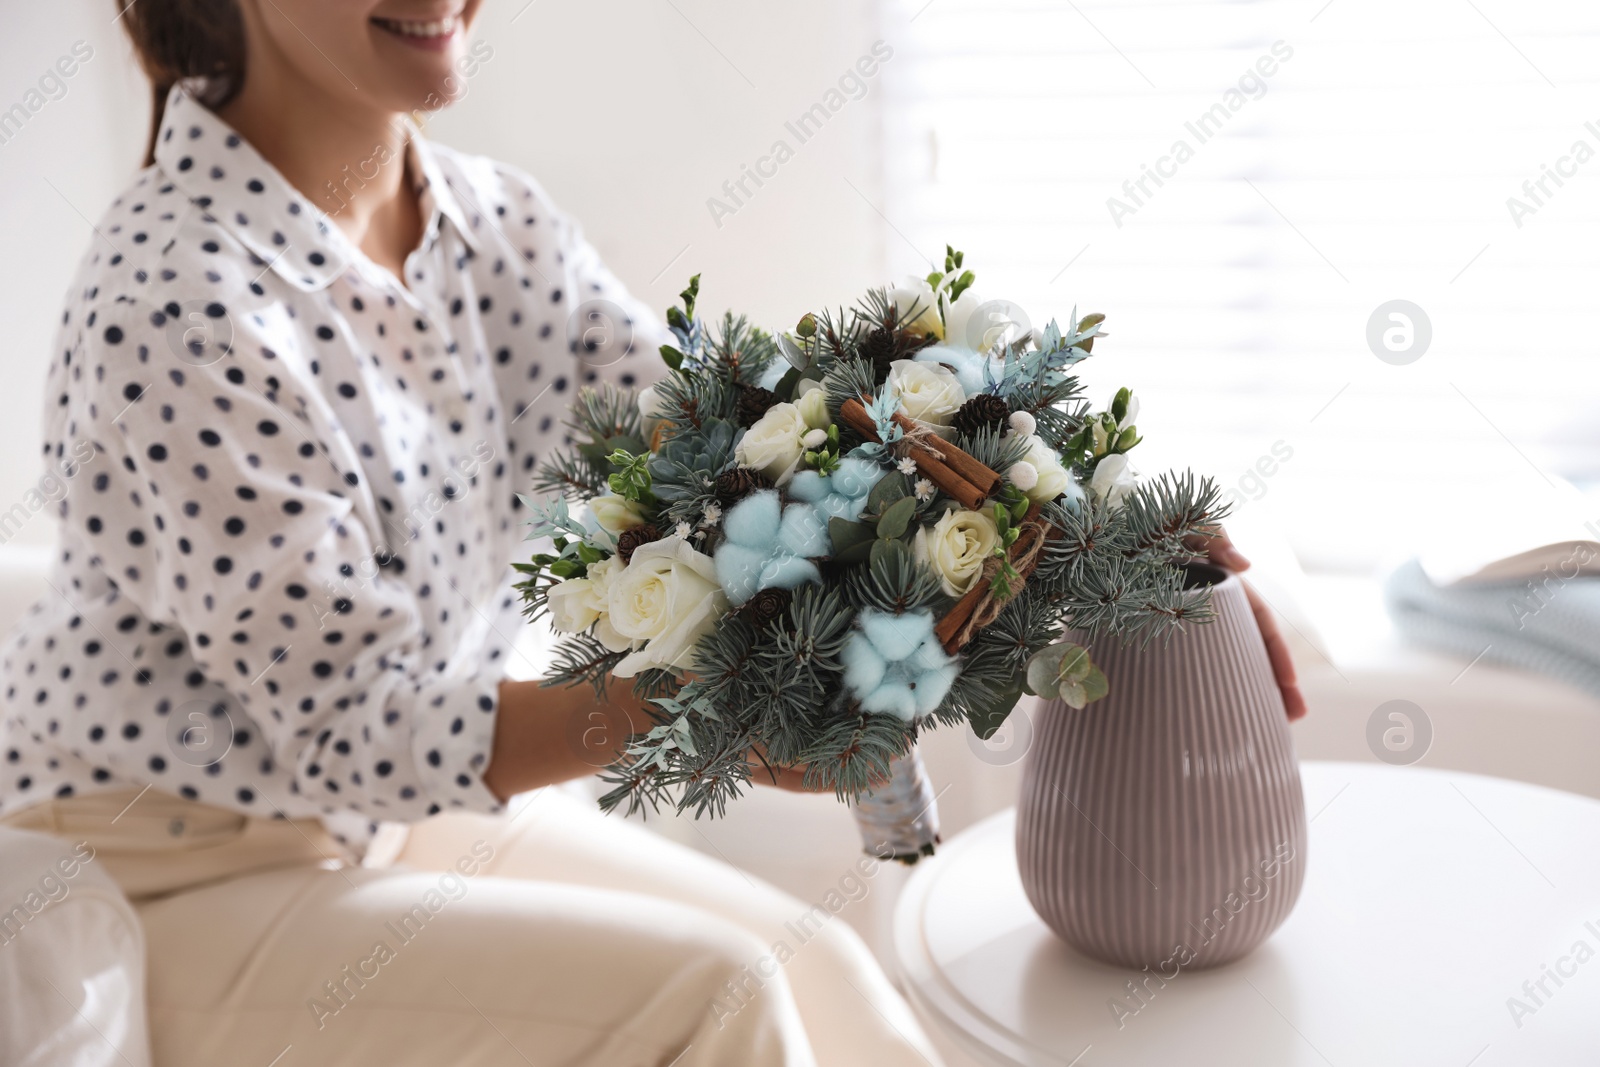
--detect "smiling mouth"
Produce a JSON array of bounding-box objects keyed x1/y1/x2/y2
[{"x1": 371, "y1": 14, "x2": 460, "y2": 40}]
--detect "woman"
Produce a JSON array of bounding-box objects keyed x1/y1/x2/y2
[
  {"x1": 0, "y1": 1, "x2": 946, "y2": 1064},
  {"x1": 0, "y1": 1, "x2": 1307, "y2": 1064}
]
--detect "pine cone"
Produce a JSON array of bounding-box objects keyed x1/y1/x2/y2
[
  {"x1": 615, "y1": 523, "x2": 660, "y2": 565},
  {"x1": 743, "y1": 586, "x2": 792, "y2": 628},
  {"x1": 862, "y1": 325, "x2": 899, "y2": 381},
  {"x1": 715, "y1": 466, "x2": 771, "y2": 503},
  {"x1": 952, "y1": 393, "x2": 1012, "y2": 439},
  {"x1": 735, "y1": 385, "x2": 779, "y2": 428}
]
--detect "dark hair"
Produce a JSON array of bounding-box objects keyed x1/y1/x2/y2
[{"x1": 114, "y1": 0, "x2": 247, "y2": 166}]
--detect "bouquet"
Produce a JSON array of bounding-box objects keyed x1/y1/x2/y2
[{"x1": 516, "y1": 248, "x2": 1226, "y2": 859}]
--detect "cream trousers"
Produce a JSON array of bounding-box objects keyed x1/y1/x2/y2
[{"x1": 0, "y1": 787, "x2": 940, "y2": 1067}]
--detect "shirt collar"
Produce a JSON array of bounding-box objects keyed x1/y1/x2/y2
[
  {"x1": 401, "y1": 114, "x2": 481, "y2": 257},
  {"x1": 154, "y1": 84, "x2": 479, "y2": 293}
]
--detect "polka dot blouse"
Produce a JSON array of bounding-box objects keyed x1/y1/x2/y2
[{"x1": 0, "y1": 85, "x2": 663, "y2": 854}]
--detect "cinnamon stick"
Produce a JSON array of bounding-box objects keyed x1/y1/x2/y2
[
  {"x1": 935, "y1": 504, "x2": 1062, "y2": 653},
  {"x1": 919, "y1": 427, "x2": 1002, "y2": 501},
  {"x1": 839, "y1": 397, "x2": 996, "y2": 511}
]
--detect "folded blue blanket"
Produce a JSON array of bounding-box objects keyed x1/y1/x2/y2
[{"x1": 1385, "y1": 558, "x2": 1600, "y2": 700}]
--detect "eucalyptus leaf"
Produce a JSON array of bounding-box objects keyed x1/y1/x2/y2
[
  {"x1": 828, "y1": 517, "x2": 875, "y2": 554},
  {"x1": 1059, "y1": 679, "x2": 1089, "y2": 709},
  {"x1": 777, "y1": 333, "x2": 810, "y2": 371},
  {"x1": 835, "y1": 541, "x2": 874, "y2": 566},
  {"x1": 966, "y1": 681, "x2": 1024, "y2": 740},
  {"x1": 866, "y1": 471, "x2": 912, "y2": 512},
  {"x1": 1080, "y1": 666, "x2": 1110, "y2": 705},
  {"x1": 1058, "y1": 644, "x2": 1092, "y2": 682},
  {"x1": 876, "y1": 495, "x2": 917, "y2": 541}
]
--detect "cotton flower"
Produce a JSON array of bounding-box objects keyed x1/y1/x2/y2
[
  {"x1": 1006, "y1": 461, "x2": 1038, "y2": 492},
  {"x1": 887, "y1": 359, "x2": 965, "y2": 427},
  {"x1": 841, "y1": 609, "x2": 959, "y2": 721},
  {"x1": 735, "y1": 401, "x2": 809, "y2": 481},
  {"x1": 913, "y1": 508, "x2": 1001, "y2": 597}
]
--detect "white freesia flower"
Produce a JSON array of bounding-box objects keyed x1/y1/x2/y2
[
  {"x1": 1090, "y1": 453, "x2": 1137, "y2": 508},
  {"x1": 913, "y1": 508, "x2": 1001, "y2": 597},
  {"x1": 887, "y1": 359, "x2": 965, "y2": 427},
  {"x1": 590, "y1": 493, "x2": 649, "y2": 536},
  {"x1": 607, "y1": 537, "x2": 728, "y2": 677},
  {"x1": 940, "y1": 288, "x2": 986, "y2": 351},
  {"x1": 735, "y1": 401, "x2": 809, "y2": 481},
  {"x1": 802, "y1": 428, "x2": 828, "y2": 449},
  {"x1": 1108, "y1": 391, "x2": 1140, "y2": 428},
  {"x1": 637, "y1": 385, "x2": 670, "y2": 422},
  {"x1": 890, "y1": 278, "x2": 945, "y2": 340},
  {"x1": 795, "y1": 384, "x2": 831, "y2": 431},
  {"x1": 1011, "y1": 433, "x2": 1074, "y2": 503}
]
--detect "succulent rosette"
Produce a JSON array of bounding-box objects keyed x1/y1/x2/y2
[{"x1": 516, "y1": 247, "x2": 1226, "y2": 837}]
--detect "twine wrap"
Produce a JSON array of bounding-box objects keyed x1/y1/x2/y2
[
  {"x1": 851, "y1": 749, "x2": 941, "y2": 863},
  {"x1": 936, "y1": 505, "x2": 1055, "y2": 653}
]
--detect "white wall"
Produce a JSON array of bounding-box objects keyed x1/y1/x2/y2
[
  {"x1": 0, "y1": 0, "x2": 894, "y2": 544},
  {"x1": 0, "y1": 5, "x2": 147, "y2": 547}
]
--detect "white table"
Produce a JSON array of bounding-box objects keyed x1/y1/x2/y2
[{"x1": 893, "y1": 762, "x2": 1600, "y2": 1066}]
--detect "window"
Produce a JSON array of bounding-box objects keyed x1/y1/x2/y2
[{"x1": 879, "y1": 0, "x2": 1600, "y2": 570}]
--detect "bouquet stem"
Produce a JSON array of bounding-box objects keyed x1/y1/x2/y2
[{"x1": 852, "y1": 749, "x2": 941, "y2": 863}]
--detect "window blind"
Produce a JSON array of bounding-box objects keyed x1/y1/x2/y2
[{"x1": 877, "y1": 0, "x2": 1600, "y2": 569}]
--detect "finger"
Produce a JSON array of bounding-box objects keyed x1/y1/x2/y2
[
  {"x1": 1186, "y1": 526, "x2": 1251, "y2": 572},
  {"x1": 1244, "y1": 581, "x2": 1308, "y2": 721}
]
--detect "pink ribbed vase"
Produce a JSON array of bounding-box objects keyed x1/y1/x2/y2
[{"x1": 1016, "y1": 566, "x2": 1306, "y2": 970}]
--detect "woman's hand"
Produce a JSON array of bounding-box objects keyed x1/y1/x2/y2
[{"x1": 1190, "y1": 529, "x2": 1309, "y2": 722}]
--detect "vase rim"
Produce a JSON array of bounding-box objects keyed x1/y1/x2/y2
[{"x1": 1180, "y1": 561, "x2": 1235, "y2": 591}]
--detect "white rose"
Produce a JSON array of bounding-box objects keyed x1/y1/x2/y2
[
  {"x1": 735, "y1": 401, "x2": 808, "y2": 481},
  {"x1": 548, "y1": 556, "x2": 632, "y2": 647},
  {"x1": 887, "y1": 359, "x2": 965, "y2": 428},
  {"x1": 547, "y1": 577, "x2": 602, "y2": 634},
  {"x1": 607, "y1": 537, "x2": 728, "y2": 677},
  {"x1": 890, "y1": 278, "x2": 945, "y2": 340},
  {"x1": 591, "y1": 494, "x2": 649, "y2": 536},
  {"x1": 1013, "y1": 433, "x2": 1074, "y2": 503},
  {"x1": 1090, "y1": 453, "x2": 1137, "y2": 509},
  {"x1": 583, "y1": 556, "x2": 634, "y2": 652},
  {"x1": 795, "y1": 386, "x2": 831, "y2": 431},
  {"x1": 914, "y1": 508, "x2": 1001, "y2": 597}
]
